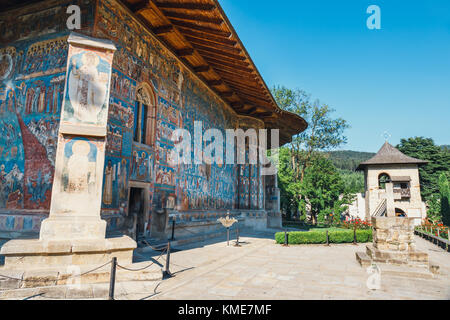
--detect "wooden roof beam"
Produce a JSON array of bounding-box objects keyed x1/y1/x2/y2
[
  {"x1": 230, "y1": 102, "x2": 245, "y2": 109},
  {"x1": 152, "y1": 25, "x2": 174, "y2": 35},
  {"x1": 259, "y1": 112, "x2": 275, "y2": 118},
  {"x1": 219, "y1": 73, "x2": 262, "y2": 87},
  {"x1": 235, "y1": 91, "x2": 272, "y2": 103},
  {"x1": 176, "y1": 48, "x2": 195, "y2": 56},
  {"x1": 175, "y1": 26, "x2": 237, "y2": 46},
  {"x1": 243, "y1": 107, "x2": 258, "y2": 115},
  {"x1": 163, "y1": 11, "x2": 223, "y2": 25},
  {"x1": 154, "y1": 2, "x2": 216, "y2": 11},
  {"x1": 219, "y1": 91, "x2": 234, "y2": 98},
  {"x1": 170, "y1": 20, "x2": 231, "y2": 37},
  {"x1": 207, "y1": 79, "x2": 223, "y2": 86},
  {"x1": 208, "y1": 62, "x2": 253, "y2": 75},
  {"x1": 240, "y1": 96, "x2": 273, "y2": 107},
  {"x1": 194, "y1": 65, "x2": 211, "y2": 73},
  {"x1": 200, "y1": 54, "x2": 250, "y2": 69},
  {"x1": 185, "y1": 36, "x2": 241, "y2": 55},
  {"x1": 129, "y1": 0, "x2": 150, "y2": 12},
  {"x1": 193, "y1": 44, "x2": 245, "y2": 61}
]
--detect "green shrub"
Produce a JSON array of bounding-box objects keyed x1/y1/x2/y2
[{"x1": 275, "y1": 229, "x2": 372, "y2": 245}]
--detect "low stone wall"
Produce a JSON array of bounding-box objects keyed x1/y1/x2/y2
[{"x1": 372, "y1": 217, "x2": 416, "y2": 251}]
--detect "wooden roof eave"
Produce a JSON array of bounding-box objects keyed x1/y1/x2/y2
[{"x1": 121, "y1": 0, "x2": 308, "y2": 144}]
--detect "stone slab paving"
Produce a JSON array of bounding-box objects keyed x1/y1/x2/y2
[
  {"x1": 141, "y1": 231, "x2": 450, "y2": 300},
  {"x1": 0, "y1": 231, "x2": 449, "y2": 300}
]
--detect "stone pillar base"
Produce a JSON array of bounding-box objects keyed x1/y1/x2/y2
[
  {"x1": 267, "y1": 211, "x2": 282, "y2": 229},
  {"x1": 0, "y1": 236, "x2": 136, "y2": 270},
  {"x1": 39, "y1": 217, "x2": 107, "y2": 241},
  {"x1": 356, "y1": 217, "x2": 439, "y2": 277}
]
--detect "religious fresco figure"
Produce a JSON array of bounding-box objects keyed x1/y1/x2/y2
[
  {"x1": 103, "y1": 160, "x2": 113, "y2": 205},
  {"x1": 119, "y1": 158, "x2": 127, "y2": 199},
  {"x1": 66, "y1": 140, "x2": 92, "y2": 194},
  {"x1": 67, "y1": 51, "x2": 109, "y2": 124}
]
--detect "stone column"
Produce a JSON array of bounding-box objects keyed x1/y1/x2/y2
[
  {"x1": 0, "y1": 33, "x2": 136, "y2": 273},
  {"x1": 40, "y1": 32, "x2": 117, "y2": 241},
  {"x1": 385, "y1": 182, "x2": 395, "y2": 218}
]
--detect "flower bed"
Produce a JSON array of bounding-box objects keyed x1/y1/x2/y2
[
  {"x1": 275, "y1": 229, "x2": 373, "y2": 245},
  {"x1": 417, "y1": 219, "x2": 449, "y2": 240}
]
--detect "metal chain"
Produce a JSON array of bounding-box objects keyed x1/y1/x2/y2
[
  {"x1": 0, "y1": 260, "x2": 112, "y2": 283},
  {"x1": 160, "y1": 255, "x2": 192, "y2": 270},
  {"x1": 116, "y1": 247, "x2": 167, "y2": 272},
  {"x1": 141, "y1": 239, "x2": 168, "y2": 251}
]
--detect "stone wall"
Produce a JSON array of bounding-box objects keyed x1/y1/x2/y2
[
  {"x1": 363, "y1": 164, "x2": 426, "y2": 224},
  {"x1": 372, "y1": 217, "x2": 415, "y2": 252}
]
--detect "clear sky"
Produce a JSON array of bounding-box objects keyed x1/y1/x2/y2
[{"x1": 219, "y1": 0, "x2": 450, "y2": 152}]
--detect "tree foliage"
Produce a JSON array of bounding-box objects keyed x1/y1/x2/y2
[
  {"x1": 396, "y1": 137, "x2": 450, "y2": 200},
  {"x1": 439, "y1": 173, "x2": 450, "y2": 226},
  {"x1": 299, "y1": 155, "x2": 354, "y2": 225},
  {"x1": 272, "y1": 86, "x2": 349, "y2": 182},
  {"x1": 326, "y1": 150, "x2": 375, "y2": 171}
]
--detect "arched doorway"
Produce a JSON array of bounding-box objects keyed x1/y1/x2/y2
[{"x1": 395, "y1": 208, "x2": 407, "y2": 217}]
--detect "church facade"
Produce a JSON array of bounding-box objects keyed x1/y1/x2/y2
[{"x1": 0, "y1": 0, "x2": 307, "y2": 240}]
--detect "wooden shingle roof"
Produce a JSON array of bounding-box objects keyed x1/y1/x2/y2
[{"x1": 356, "y1": 142, "x2": 428, "y2": 171}]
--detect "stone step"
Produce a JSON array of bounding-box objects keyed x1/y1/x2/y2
[
  {"x1": 377, "y1": 264, "x2": 435, "y2": 279},
  {"x1": 0, "y1": 260, "x2": 163, "y2": 290},
  {"x1": 355, "y1": 252, "x2": 372, "y2": 268},
  {"x1": 366, "y1": 245, "x2": 429, "y2": 265}
]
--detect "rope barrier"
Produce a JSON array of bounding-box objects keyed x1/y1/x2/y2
[
  {"x1": 116, "y1": 247, "x2": 167, "y2": 272},
  {"x1": 160, "y1": 255, "x2": 192, "y2": 270},
  {"x1": 141, "y1": 239, "x2": 168, "y2": 252},
  {"x1": 0, "y1": 260, "x2": 112, "y2": 283}
]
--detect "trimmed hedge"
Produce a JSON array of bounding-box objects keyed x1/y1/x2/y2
[{"x1": 275, "y1": 229, "x2": 373, "y2": 245}]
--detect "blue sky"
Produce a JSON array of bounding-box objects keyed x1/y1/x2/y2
[{"x1": 219, "y1": 0, "x2": 450, "y2": 152}]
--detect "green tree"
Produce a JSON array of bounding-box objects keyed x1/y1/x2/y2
[
  {"x1": 439, "y1": 173, "x2": 450, "y2": 226},
  {"x1": 397, "y1": 137, "x2": 450, "y2": 200},
  {"x1": 426, "y1": 194, "x2": 441, "y2": 223},
  {"x1": 272, "y1": 86, "x2": 349, "y2": 182},
  {"x1": 278, "y1": 147, "x2": 302, "y2": 219},
  {"x1": 299, "y1": 155, "x2": 353, "y2": 225}
]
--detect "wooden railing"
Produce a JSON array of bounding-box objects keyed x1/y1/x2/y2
[
  {"x1": 415, "y1": 228, "x2": 450, "y2": 252},
  {"x1": 372, "y1": 198, "x2": 387, "y2": 217},
  {"x1": 394, "y1": 188, "x2": 411, "y2": 198}
]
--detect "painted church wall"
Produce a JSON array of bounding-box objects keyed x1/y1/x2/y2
[
  {"x1": 0, "y1": 0, "x2": 95, "y2": 235},
  {"x1": 94, "y1": 0, "x2": 264, "y2": 232}
]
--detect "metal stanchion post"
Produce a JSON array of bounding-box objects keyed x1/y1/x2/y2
[
  {"x1": 326, "y1": 230, "x2": 330, "y2": 246},
  {"x1": 109, "y1": 257, "x2": 117, "y2": 300},
  {"x1": 171, "y1": 220, "x2": 176, "y2": 241},
  {"x1": 227, "y1": 227, "x2": 230, "y2": 246},
  {"x1": 234, "y1": 227, "x2": 241, "y2": 247},
  {"x1": 163, "y1": 241, "x2": 172, "y2": 279},
  {"x1": 284, "y1": 231, "x2": 288, "y2": 246}
]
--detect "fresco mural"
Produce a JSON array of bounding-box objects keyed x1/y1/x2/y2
[
  {"x1": 0, "y1": 0, "x2": 95, "y2": 44},
  {"x1": 0, "y1": 0, "x2": 267, "y2": 237},
  {"x1": 60, "y1": 137, "x2": 98, "y2": 195},
  {"x1": 62, "y1": 50, "x2": 111, "y2": 126},
  {"x1": 0, "y1": 38, "x2": 67, "y2": 212},
  {"x1": 102, "y1": 156, "x2": 129, "y2": 209},
  {"x1": 0, "y1": 0, "x2": 96, "y2": 237}
]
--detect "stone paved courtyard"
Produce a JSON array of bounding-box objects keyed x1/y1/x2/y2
[{"x1": 0, "y1": 231, "x2": 449, "y2": 300}]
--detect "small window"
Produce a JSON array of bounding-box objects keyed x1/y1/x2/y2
[
  {"x1": 378, "y1": 173, "x2": 391, "y2": 190},
  {"x1": 134, "y1": 84, "x2": 157, "y2": 146}
]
